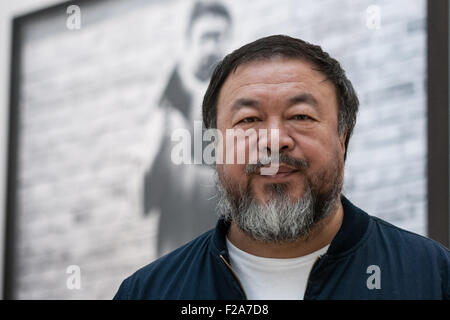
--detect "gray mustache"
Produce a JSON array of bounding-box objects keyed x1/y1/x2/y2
[{"x1": 245, "y1": 153, "x2": 309, "y2": 176}]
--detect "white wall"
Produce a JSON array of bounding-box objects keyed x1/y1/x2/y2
[{"x1": 0, "y1": 0, "x2": 65, "y2": 299}]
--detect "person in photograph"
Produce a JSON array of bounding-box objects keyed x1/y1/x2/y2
[{"x1": 142, "y1": 1, "x2": 233, "y2": 256}]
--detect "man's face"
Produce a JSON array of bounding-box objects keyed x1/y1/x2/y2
[
  {"x1": 188, "y1": 14, "x2": 230, "y2": 82},
  {"x1": 215, "y1": 57, "x2": 347, "y2": 242}
]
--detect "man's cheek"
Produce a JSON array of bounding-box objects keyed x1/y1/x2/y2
[
  {"x1": 219, "y1": 163, "x2": 245, "y2": 183},
  {"x1": 220, "y1": 164, "x2": 249, "y2": 199},
  {"x1": 221, "y1": 130, "x2": 258, "y2": 165}
]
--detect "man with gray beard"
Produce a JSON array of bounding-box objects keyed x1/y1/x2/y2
[
  {"x1": 115, "y1": 35, "x2": 449, "y2": 300},
  {"x1": 215, "y1": 152, "x2": 343, "y2": 244}
]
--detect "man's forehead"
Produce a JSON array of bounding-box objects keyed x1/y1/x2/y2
[{"x1": 217, "y1": 57, "x2": 333, "y2": 107}]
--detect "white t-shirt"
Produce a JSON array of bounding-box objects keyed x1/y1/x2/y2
[{"x1": 226, "y1": 237, "x2": 329, "y2": 300}]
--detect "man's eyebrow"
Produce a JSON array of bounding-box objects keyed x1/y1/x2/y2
[
  {"x1": 230, "y1": 98, "x2": 260, "y2": 112},
  {"x1": 230, "y1": 93, "x2": 319, "y2": 112},
  {"x1": 288, "y1": 93, "x2": 319, "y2": 108}
]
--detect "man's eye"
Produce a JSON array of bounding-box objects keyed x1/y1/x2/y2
[
  {"x1": 292, "y1": 115, "x2": 312, "y2": 121},
  {"x1": 240, "y1": 117, "x2": 259, "y2": 123}
]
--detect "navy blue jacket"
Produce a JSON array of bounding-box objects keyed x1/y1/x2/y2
[{"x1": 113, "y1": 195, "x2": 450, "y2": 299}]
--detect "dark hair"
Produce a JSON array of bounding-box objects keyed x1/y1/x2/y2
[
  {"x1": 202, "y1": 34, "x2": 359, "y2": 161},
  {"x1": 186, "y1": 1, "x2": 232, "y2": 36}
]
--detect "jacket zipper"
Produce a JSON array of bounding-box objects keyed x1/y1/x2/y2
[
  {"x1": 219, "y1": 254, "x2": 248, "y2": 300},
  {"x1": 304, "y1": 254, "x2": 324, "y2": 299},
  {"x1": 307, "y1": 255, "x2": 323, "y2": 282}
]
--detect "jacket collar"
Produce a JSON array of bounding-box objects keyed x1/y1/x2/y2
[
  {"x1": 210, "y1": 194, "x2": 370, "y2": 257},
  {"x1": 327, "y1": 194, "x2": 370, "y2": 256}
]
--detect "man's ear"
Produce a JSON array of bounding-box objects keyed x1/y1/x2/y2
[{"x1": 340, "y1": 130, "x2": 348, "y2": 155}]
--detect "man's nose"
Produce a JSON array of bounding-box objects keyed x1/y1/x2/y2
[{"x1": 262, "y1": 122, "x2": 295, "y2": 154}]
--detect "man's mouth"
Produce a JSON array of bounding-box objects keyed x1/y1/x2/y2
[{"x1": 258, "y1": 165, "x2": 299, "y2": 179}]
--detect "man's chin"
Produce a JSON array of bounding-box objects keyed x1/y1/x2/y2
[{"x1": 251, "y1": 182, "x2": 307, "y2": 204}]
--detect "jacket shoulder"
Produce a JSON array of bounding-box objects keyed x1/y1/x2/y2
[
  {"x1": 113, "y1": 228, "x2": 215, "y2": 300},
  {"x1": 371, "y1": 215, "x2": 449, "y2": 254}
]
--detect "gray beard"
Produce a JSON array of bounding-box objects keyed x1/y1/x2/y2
[{"x1": 214, "y1": 167, "x2": 342, "y2": 244}]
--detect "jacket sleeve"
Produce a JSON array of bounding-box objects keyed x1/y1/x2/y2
[
  {"x1": 113, "y1": 278, "x2": 130, "y2": 300},
  {"x1": 444, "y1": 249, "x2": 450, "y2": 300}
]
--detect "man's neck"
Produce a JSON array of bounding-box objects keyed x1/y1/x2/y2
[{"x1": 226, "y1": 200, "x2": 344, "y2": 258}]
